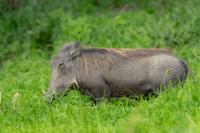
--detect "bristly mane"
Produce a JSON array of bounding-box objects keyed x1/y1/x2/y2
[
  {"x1": 75, "y1": 47, "x2": 171, "y2": 77},
  {"x1": 80, "y1": 48, "x2": 108, "y2": 55},
  {"x1": 80, "y1": 47, "x2": 172, "y2": 59},
  {"x1": 75, "y1": 48, "x2": 113, "y2": 77}
]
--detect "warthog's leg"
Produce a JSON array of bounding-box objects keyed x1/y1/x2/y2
[{"x1": 90, "y1": 84, "x2": 111, "y2": 104}]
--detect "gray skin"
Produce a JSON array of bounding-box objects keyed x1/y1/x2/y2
[{"x1": 45, "y1": 42, "x2": 188, "y2": 103}]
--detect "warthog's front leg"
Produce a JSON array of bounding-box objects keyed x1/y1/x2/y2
[{"x1": 90, "y1": 84, "x2": 111, "y2": 104}]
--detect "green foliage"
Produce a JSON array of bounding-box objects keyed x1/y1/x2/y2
[{"x1": 0, "y1": 0, "x2": 200, "y2": 132}]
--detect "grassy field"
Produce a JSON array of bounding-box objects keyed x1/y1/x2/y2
[{"x1": 0, "y1": 0, "x2": 200, "y2": 132}]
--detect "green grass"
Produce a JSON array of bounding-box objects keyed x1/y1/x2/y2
[{"x1": 1, "y1": 0, "x2": 200, "y2": 132}]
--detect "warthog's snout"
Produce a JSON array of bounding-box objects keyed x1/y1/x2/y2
[
  {"x1": 44, "y1": 90, "x2": 55, "y2": 104},
  {"x1": 45, "y1": 82, "x2": 75, "y2": 104}
]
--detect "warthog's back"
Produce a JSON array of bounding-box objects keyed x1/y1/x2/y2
[{"x1": 107, "y1": 48, "x2": 171, "y2": 59}]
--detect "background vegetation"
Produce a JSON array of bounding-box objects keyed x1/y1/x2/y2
[{"x1": 0, "y1": 0, "x2": 200, "y2": 132}]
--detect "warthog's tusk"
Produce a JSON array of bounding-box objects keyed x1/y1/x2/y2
[{"x1": 70, "y1": 79, "x2": 79, "y2": 88}]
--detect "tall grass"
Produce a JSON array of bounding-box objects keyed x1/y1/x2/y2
[{"x1": 0, "y1": 0, "x2": 200, "y2": 132}]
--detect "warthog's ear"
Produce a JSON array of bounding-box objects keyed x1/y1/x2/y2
[{"x1": 69, "y1": 42, "x2": 81, "y2": 58}]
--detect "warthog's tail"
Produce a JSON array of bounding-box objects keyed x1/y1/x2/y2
[
  {"x1": 179, "y1": 59, "x2": 196, "y2": 84},
  {"x1": 179, "y1": 59, "x2": 188, "y2": 81}
]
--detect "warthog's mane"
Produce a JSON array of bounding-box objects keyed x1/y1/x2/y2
[
  {"x1": 79, "y1": 47, "x2": 171, "y2": 60},
  {"x1": 74, "y1": 48, "x2": 171, "y2": 77},
  {"x1": 75, "y1": 48, "x2": 113, "y2": 77},
  {"x1": 107, "y1": 48, "x2": 172, "y2": 58}
]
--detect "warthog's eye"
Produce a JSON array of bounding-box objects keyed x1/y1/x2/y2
[{"x1": 58, "y1": 62, "x2": 65, "y2": 72}]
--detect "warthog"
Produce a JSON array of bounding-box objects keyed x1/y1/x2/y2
[{"x1": 45, "y1": 42, "x2": 188, "y2": 103}]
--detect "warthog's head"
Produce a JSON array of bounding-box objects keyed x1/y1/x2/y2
[{"x1": 45, "y1": 42, "x2": 80, "y2": 103}]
